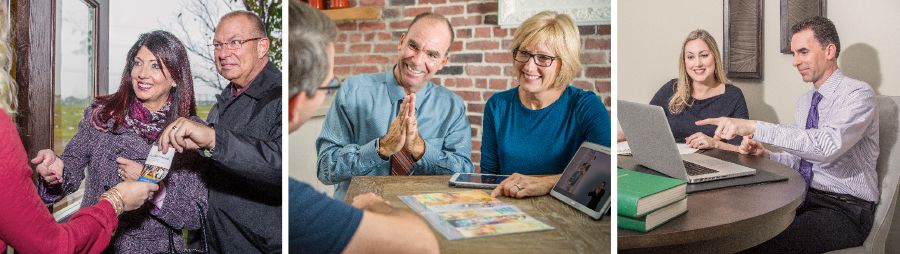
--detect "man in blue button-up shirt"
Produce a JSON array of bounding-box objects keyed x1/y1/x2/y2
[{"x1": 316, "y1": 12, "x2": 473, "y2": 200}]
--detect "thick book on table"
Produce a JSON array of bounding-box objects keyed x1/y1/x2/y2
[
  {"x1": 618, "y1": 168, "x2": 687, "y2": 217},
  {"x1": 618, "y1": 197, "x2": 688, "y2": 232},
  {"x1": 399, "y1": 190, "x2": 554, "y2": 240}
]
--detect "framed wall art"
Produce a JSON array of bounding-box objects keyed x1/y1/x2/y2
[
  {"x1": 723, "y1": 0, "x2": 763, "y2": 80},
  {"x1": 497, "y1": 0, "x2": 610, "y2": 28},
  {"x1": 780, "y1": 0, "x2": 826, "y2": 53}
]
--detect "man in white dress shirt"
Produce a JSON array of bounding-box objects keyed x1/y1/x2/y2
[{"x1": 697, "y1": 16, "x2": 878, "y2": 253}]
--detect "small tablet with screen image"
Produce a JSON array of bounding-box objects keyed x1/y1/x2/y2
[{"x1": 549, "y1": 142, "x2": 612, "y2": 220}]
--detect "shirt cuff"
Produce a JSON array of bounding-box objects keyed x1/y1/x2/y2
[
  {"x1": 360, "y1": 139, "x2": 388, "y2": 169},
  {"x1": 415, "y1": 138, "x2": 444, "y2": 169},
  {"x1": 37, "y1": 181, "x2": 63, "y2": 203},
  {"x1": 753, "y1": 121, "x2": 780, "y2": 145},
  {"x1": 151, "y1": 182, "x2": 168, "y2": 215},
  {"x1": 207, "y1": 128, "x2": 229, "y2": 161}
]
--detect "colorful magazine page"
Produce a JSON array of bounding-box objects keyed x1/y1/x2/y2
[
  {"x1": 137, "y1": 145, "x2": 175, "y2": 183},
  {"x1": 401, "y1": 190, "x2": 506, "y2": 213},
  {"x1": 399, "y1": 190, "x2": 554, "y2": 240}
]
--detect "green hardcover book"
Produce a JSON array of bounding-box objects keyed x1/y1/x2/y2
[
  {"x1": 618, "y1": 197, "x2": 688, "y2": 232},
  {"x1": 617, "y1": 168, "x2": 687, "y2": 217}
]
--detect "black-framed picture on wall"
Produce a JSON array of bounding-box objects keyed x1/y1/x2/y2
[
  {"x1": 780, "y1": 0, "x2": 826, "y2": 54},
  {"x1": 723, "y1": 0, "x2": 763, "y2": 80}
]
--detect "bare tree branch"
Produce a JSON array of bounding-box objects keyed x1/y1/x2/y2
[
  {"x1": 164, "y1": 0, "x2": 239, "y2": 93},
  {"x1": 163, "y1": 0, "x2": 281, "y2": 95}
]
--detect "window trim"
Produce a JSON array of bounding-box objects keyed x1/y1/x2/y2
[{"x1": 14, "y1": 0, "x2": 109, "y2": 157}]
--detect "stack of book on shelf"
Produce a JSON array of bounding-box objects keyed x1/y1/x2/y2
[{"x1": 617, "y1": 168, "x2": 688, "y2": 232}]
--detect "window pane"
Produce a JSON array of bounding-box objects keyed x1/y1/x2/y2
[{"x1": 54, "y1": 0, "x2": 95, "y2": 152}]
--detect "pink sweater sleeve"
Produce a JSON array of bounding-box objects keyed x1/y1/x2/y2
[{"x1": 0, "y1": 111, "x2": 118, "y2": 254}]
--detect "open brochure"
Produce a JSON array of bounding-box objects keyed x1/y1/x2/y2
[{"x1": 399, "y1": 190, "x2": 554, "y2": 240}]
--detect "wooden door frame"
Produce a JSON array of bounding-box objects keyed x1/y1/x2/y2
[{"x1": 14, "y1": 0, "x2": 108, "y2": 158}]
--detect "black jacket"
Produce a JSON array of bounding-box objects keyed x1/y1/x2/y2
[{"x1": 205, "y1": 62, "x2": 282, "y2": 253}]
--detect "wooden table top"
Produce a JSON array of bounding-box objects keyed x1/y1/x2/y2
[
  {"x1": 344, "y1": 175, "x2": 610, "y2": 254},
  {"x1": 617, "y1": 149, "x2": 806, "y2": 253}
]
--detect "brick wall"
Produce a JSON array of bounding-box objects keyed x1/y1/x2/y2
[{"x1": 329, "y1": 0, "x2": 611, "y2": 171}]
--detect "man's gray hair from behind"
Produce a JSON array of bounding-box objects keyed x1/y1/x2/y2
[{"x1": 288, "y1": 2, "x2": 337, "y2": 98}]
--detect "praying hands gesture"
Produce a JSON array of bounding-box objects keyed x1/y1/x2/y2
[{"x1": 378, "y1": 94, "x2": 425, "y2": 160}]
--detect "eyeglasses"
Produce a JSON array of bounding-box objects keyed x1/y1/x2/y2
[
  {"x1": 513, "y1": 49, "x2": 558, "y2": 67},
  {"x1": 318, "y1": 78, "x2": 343, "y2": 95},
  {"x1": 210, "y1": 37, "x2": 265, "y2": 51}
]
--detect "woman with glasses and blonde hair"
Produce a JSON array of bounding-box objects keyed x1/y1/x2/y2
[
  {"x1": 483, "y1": 11, "x2": 611, "y2": 198},
  {"x1": 648, "y1": 29, "x2": 748, "y2": 151},
  {"x1": 0, "y1": 13, "x2": 159, "y2": 253}
]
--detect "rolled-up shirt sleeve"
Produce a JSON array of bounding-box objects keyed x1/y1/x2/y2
[{"x1": 316, "y1": 88, "x2": 390, "y2": 185}]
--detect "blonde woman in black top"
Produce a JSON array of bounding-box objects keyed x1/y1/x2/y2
[{"x1": 648, "y1": 29, "x2": 749, "y2": 152}]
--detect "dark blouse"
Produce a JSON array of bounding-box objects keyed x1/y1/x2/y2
[{"x1": 649, "y1": 79, "x2": 750, "y2": 145}]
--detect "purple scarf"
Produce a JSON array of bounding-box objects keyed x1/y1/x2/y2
[{"x1": 124, "y1": 99, "x2": 172, "y2": 144}]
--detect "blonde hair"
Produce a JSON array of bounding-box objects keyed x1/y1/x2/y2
[
  {"x1": 669, "y1": 29, "x2": 729, "y2": 114},
  {"x1": 0, "y1": 9, "x2": 16, "y2": 116},
  {"x1": 509, "y1": 11, "x2": 581, "y2": 89}
]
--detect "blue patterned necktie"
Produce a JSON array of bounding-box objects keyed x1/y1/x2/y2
[{"x1": 798, "y1": 91, "x2": 823, "y2": 189}]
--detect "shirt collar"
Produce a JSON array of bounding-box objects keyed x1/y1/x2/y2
[
  {"x1": 224, "y1": 62, "x2": 280, "y2": 100},
  {"x1": 816, "y1": 68, "x2": 844, "y2": 99},
  {"x1": 385, "y1": 65, "x2": 431, "y2": 108}
]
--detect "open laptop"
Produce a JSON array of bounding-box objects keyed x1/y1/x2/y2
[
  {"x1": 549, "y1": 142, "x2": 611, "y2": 220},
  {"x1": 618, "y1": 100, "x2": 756, "y2": 183}
]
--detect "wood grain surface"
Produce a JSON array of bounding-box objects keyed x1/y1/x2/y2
[
  {"x1": 345, "y1": 175, "x2": 611, "y2": 254},
  {"x1": 618, "y1": 149, "x2": 806, "y2": 253}
]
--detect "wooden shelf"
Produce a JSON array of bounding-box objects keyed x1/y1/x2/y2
[{"x1": 322, "y1": 6, "x2": 381, "y2": 22}]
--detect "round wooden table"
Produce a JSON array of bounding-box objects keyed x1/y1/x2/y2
[{"x1": 618, "y1": 149, "x2": 806, "y2": 253}]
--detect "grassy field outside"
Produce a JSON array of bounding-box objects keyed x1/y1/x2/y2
[
  {"x1": 54, "y1": 103, "x2": 89, "y2": 149},
  {"x1": 197, "y1": 102, "x2": 214, "y2": 121}
]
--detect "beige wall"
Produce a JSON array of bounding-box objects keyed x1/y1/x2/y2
[
  {"x1": 618, "y1": 0, "x2": 900, "y2": 124},
  {"x1": 289, "y1": 115, "x2": 334, "y2": 197}
]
